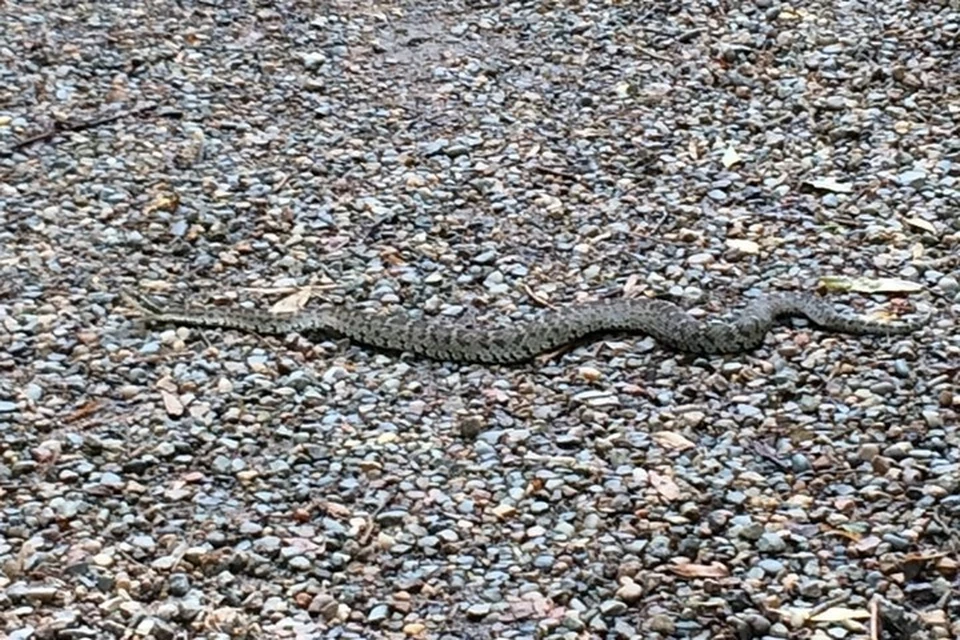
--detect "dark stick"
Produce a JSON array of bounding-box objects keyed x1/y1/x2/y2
[{"x1": 10, "y1": 103, "x2": 162, "y2": 152}]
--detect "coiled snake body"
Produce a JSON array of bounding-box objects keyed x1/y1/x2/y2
[{"x1": 121, "y1": 289, "x2": 922, "y2": 364}]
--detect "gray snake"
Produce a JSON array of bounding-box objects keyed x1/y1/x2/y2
[{"x1": 120, "y1": 288, "x2": 922, "y2": 364}]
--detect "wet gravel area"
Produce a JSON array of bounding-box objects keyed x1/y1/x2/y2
[{"x1": 2, "y1": 1, "x2": 959, "y2": 638}]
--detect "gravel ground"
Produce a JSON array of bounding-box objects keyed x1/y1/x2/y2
[{"x1": 2, "y1": 1, "x2": 959, "y2": 639}]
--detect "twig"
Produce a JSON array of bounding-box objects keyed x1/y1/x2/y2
[
  {"x1": 521, "y1": 283, "x2": 556, "y2": 310},
  {"x1": 196, "y1": 329, "x2": 215, "y2": 350},
  {"x1": 750, "y1": 441, "x2": 791, "y2": 470},
  {"x1": 636, "y1": 46, "x2": 674, "y2": 62},
  {"x1": 808, "y1": 593, "x2": 851, "y2": 618},
  {"x1": 10, "y1": 103, "x2": 163, "y2": 151},
  {"x1": 533, "y1": 164, "x2": 579, "y2": 181},
  {"x1": 931, "y1": 509, "x2": 960, "y2": 553},
  {"x1": 869, "y1": 597, "x2": 880, "y2": 640},
  {"x1": 357, "y1": 488, "x2": 399, "y2": 547},
  {"x1": 521, "y1": 284, "x2": 573, "y2": 363},
  {"x1": 238, "y1": 284, "x2": 338, "y2": 296},
  {"x1": 363, "y1": 211, "x2": 400, "y2": 240},
  {"x1": 535, "y1": 344, "x2": 574, "y2": 365},
  {"x1": 676, "y1": 27, "x2": 707, "y2": 43},
  {"x1": 647, "y1": 210, "x2": 670, "y2": 236}
]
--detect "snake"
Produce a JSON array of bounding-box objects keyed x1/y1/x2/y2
[{"x1": 119, "y1": 288, "x2": 923, "y2": 364}]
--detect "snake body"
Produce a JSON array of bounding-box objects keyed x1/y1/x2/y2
[{"x1": 120, "y1": 289, "x2": 921, "y2": 364}]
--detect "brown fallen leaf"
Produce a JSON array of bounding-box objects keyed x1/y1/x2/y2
[
  {"x1": 64, "y1": 399, "x2": 103, "y2": 423},
  {"x1": 649, "y1": 469, "x2": 681, "y2": 501},
  {"x1": 491, "y1": 503, "x2": 517, "y2": 519},
  {"x1": 160, "y1": 389, "x2": 184, "y2": 417},
  {"x1": 851, "y1": 535, "x2": 882, "y2": 553},
  {"x1": 920, "y1": 609, "x2": 948, "y2": 625},
  {"x1": 804, "y1": 177, "x2": 853, "y2": 193},
  {"x1": 821, "y1": 526, "x2": 863, "y2": 542},
  {"x1": 935, "y1": 555, "x2": 958, "y2": 576},
  {"x1": 721, "y1": 145, "x2": 741, "y2": 168},
  {"x1": 725, "y1": 238, "x2": 760, "y2": 254},
  {"x1": 316, "y1": 500, "x2": 353, "y2": 518},
  {"x1": 901, "y1": 551, "x2": 948, "y2": 581},
  {"x1": 271, "y1": 287, "x2": 314, "y2": 314},
  {"x1": 652, "y1": 431, "x2": 696, "y2": 451},
  {"x1": 669, "y1": 562, "x2": 730, "y2": 579},
  {"x1": 819, "y1": 275, "x2": 924, "y2": 294},
  {"x1": 904, "y1": 217, "x2": 937, "y2": 234},
  {"x1": 911, "y1": 241, "x2": 925, "y2": 261},
  {"x1": 622, "y1": 272, "x2": 643, "y2": 297},
  {"x1": 144, "y1": 190, "x2": 181, "y2": 215},
  {"x1": 809, "y1": 606, "x2": 871, "y2": 623}
]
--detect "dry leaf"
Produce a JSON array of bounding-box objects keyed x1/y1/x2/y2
[
  {"x1": 144, "y1": 191, "x2": 181, "y2": 214},
  {"x1": 160, "y1": 389, "x2": 184, "y2": 417},
  {"x1": 911, "y1": 242, "x2": 925, "y2": 261},
  {"x1": 822, "y1": 526, "x2": 862, "y2": 542},
  {"x1": 491, "y1": 504, "x2": 517, "y2": 519},
  {"x1": 578, "y1": 366, "x2": 603, "y2": 382},
  {"x1": 920, "y1": 609, "x2": 948, "y2": 625},
  {"x1": 851, "y1": 535, "x2": 881, "y2": 552},
  {"x1": 725, "y1": 238, "x2": 760, "y2": 254},
  {"x1": 669, "y1": 562, "x2": 730, "y2": 578},
  {"x1": 64, "y1": 400, "x2": 103, "y2": 423},
  {"x1": 935, "y1": 555, "x2": 958, "y2": 575},
  {"x1": 805, "y1": 177, "x2": 853, "y2": 193},
  {"x1": 809, "y1": 607, "x2": 871, "y2": 623},
  {"x1": 721, "y1": 146, "x2": 741, "y2": 168},
  {"x1": 652, "y1": 431, "x2": 696, "y2": 451},
  {"x1": 649, "y1": 470, "x2": 681, "y2": 501},
  {"x1": 819, "y1": 276, "x2": 923, "y2": 294},
  {"x1": 270, "y1": 288, "x2": 313, "y2": 314},
  {"x1": 315, "y1": 500, "x2": 351, "y2": 518},
  {"x1": 622, "y1": 272, "x2": 643, "y2": 296},
  {"x1": 904, "y1": 217, "x2": 937, "y2": 234}
]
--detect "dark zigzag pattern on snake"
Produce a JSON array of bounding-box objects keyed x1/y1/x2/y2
[{"x1": 121, "y1": 289, "x2": 922, "y2": 364}]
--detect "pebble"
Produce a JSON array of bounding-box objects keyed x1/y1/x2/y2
[
  {"x1": 466, "y1": 603, "x2": 491, "y2": 620},
  {"x1": 572, "y1": 390, "x2": 620, "y2": 407},
  {"x1": 167, "y1": 574, "x2": 190, "y2": 597},
  {"x1": 647, "y1": 614, "x2": 676, "y2": 634},
  {"x1": 756, "y1": 532, "x2": 787, "y2": 553},
  {"x1": 299, "y1": 52, "x2": 326, "y2": 69},
  {"x1": 896, "y1": 169, "x2": 927, "y2": 188},
  {"x1": 757, "y1": 558, "x2": 785, "y2": 574},
  {"x1": 791, "y1": 454, "x2": 812, "y2": 473},
  {"x1": 600, "y1": 600, "x2": 628, "y2": 616},
  {"x1": 922, "y1": 410, "x2": 943, "y2": 428},
  {"x1": 473, "y1": 250, "x2": 497, "y2": 265},
  {"x1": 936, "y1": 275, "x2": 958, "y2": 294},
  {"x1": 98, "y1": 472, "x2": 123, "y2": 487},
  {"x1": 367, "y1": 604, "x2": 389, "y2": 623},
  {"x1": 858, "y1": 444, "x2": 880, "y2": 461},
  {"x1": 615, "y1": 581, "x2": 644, "y2": 603},
  {"x1": 376, "y1": 510, "x2": 408, "y2": 526}
]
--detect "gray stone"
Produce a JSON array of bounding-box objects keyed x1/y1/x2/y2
[
  {"x1": 466, "y1": 603, "x2": 491, "y2": 619},
  {"x1": 599, "y1": 600, "x2": 628, "y2": 616},
  {"x1": 300, "y1": 52, "x2": 327, "y2": 69},
  {"x1": 375, "y1": 510, "x2": 408, "y2": 526},
  {"x1": 896, "y1": 169, "x2": 927, "y2": 188},
  {"x1": 756, "y1": 532, "x2": 787, "y2": 553}
]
